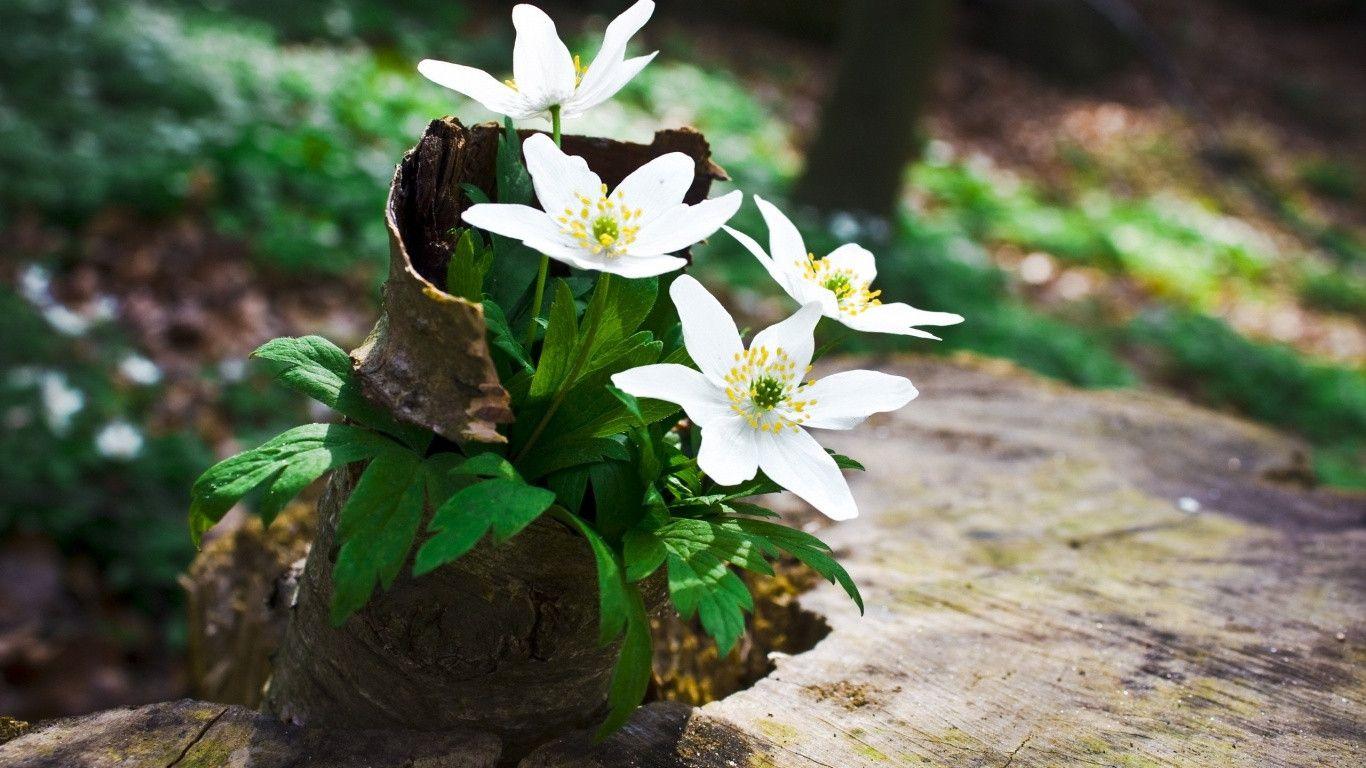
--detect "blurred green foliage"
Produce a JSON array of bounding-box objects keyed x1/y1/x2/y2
[{"x1": 1, "y1": 0, "x2": 1361, "y2": 644}]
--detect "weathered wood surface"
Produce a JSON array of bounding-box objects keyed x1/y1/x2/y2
[
  {"x1": 526, "y1": 355, "x2": 1365, "y2": 766},
  {"x1": 5, "y1": 355, "x2": 1361, "y2": 766}
]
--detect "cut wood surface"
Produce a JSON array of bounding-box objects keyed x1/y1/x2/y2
[
  {"x1": 525, "y1": 354, "x2": 1365, "y2": 767},
  {"x1": 5, "y1": 355, "x2": 1361, "y2": 766}
]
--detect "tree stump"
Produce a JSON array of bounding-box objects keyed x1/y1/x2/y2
[
  {"x1": 256, "y1": 118, "x2": 726, "y2": 758},
  {"x1": 9, "y1": 354, "x2": 1364, "y2": 765}
]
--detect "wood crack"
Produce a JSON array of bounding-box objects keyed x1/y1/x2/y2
[{"x1": 165, "y1": 706, "x2": 228, "y2": 768}]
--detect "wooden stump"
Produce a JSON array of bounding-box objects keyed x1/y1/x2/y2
[{"x1": 12, "y1": 354, "x2": 1365, "y2": 765}]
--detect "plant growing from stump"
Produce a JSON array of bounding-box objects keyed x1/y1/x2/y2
[{"x1": 189, "y1": 0, "x2": 960, "y2": 739}]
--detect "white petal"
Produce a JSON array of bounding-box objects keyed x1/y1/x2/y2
[
  {"x1": 669, "y1": 274, "x2": 743, "y2": 387},
  {"x1": 749, "y1": 301, "x2": 822, "y2": 373},
  {"x1": 802, "y1": 370, "x2": 918, "y2": 430},
  {"x1": 823, "y1": 243, "x2": 877, "y2": 282},
  {"x1": 756, "y1": 428, "x2": 857, "y2": 521},
  {"x1": 611, "y1": 363, "x2": 731, "y2": 427},
  {"x1": 563, "y1": 52, "x2": 657, "y2": 117},
  {"x1": 574, "y1": 0, "x2": 655, "y2": 107},
  {"x1": 629, "y1": 190, "x2": 742, "y2": 256},
  {"x1": 594, "y1": 254, "x2": 687, "y2": 278},
  {"x1": 612, "y1": 152, "x2": 694, "y2": 225},
  {"x1": 723, "y1": 224, "x2": 804, "y2": 304},
  {"x1": 417, "y1": 59, "x2": 526, "y2": 117},
  {"x1": 841, "y1": 302, "x2": 964, "y2": 339},
  {"x1": 461, "y1": 203, "x2": 583, "y2": 265},
  {"x1": 698, "y1": 416, "x2": 760, "y2": 486},
  {"x1": 522, "y1": 133, "x2": 602, "y2": 218},
  {"x1": 754, "y1": 195, "x2": 808, "y2": 264},
  {"x1": 511, "y1": 4, "x2": 577, "y2": 110}
]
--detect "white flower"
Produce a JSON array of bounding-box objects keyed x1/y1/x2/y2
[
  {"x1": 39, "y1": 372, "x2": 84, "y2": 435},
  {"x1": 612, "y1": 275, "x2": 918, "y2": 521},
  {"x1": 463, "y1": 133, "x2": 742, "y2": 278},
  {"x1": 724, "y1": 196, "x2": 964, "y2": 339},
  {"x1": 95, "y1": 421, "x2": 144, "y2": 460},
  {"x1": 118, "y1": 354, "x2": 162, "y2": 386},
  {"x1": 418, "y1": 1, "x2": 657, "y2": 121}
]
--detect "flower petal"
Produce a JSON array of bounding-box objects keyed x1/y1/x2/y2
[
  {"x1": 612, "y1": 152, "x2": 694, "y2": 225},
  {"x1": 802, "y1": 370, "x2": 918, "y2": 430},
  {"x1": 841, "y1": 302, "x2": 964, "y2": 339},
  {"x1": 754, "y1": 195, "x2": 808, "y2": 263},
  {"x1": 628, "y1": 190, "x2": 742, "y2": 256},
  {"x1": 461, "y1": 203, "x2": 583, "y2": 264},
  {"x1": 669, "y1": 274, "x2": 743, "y2": 387},
  {"x1": 756, "y1": 428, "x2": 857, "y2": 520},
  {"x1": 574, "y1": 0, "x2": 656, "y2": 106},
  {"x1": 697, "y1": 416, "x2": 760, "y2": 486},
  {"x1": 593, "y1": 254, "x2": 686, "y2": 278},
  {"x1": 563, "y1": 52, "x2": 657, "y2": 117},
  {"x1": 723, "y1": 224, "x2": 804, "y2": 304},
  {"x1": 611, "y1": 363, "x2": 731, "y2": 427},
  {"x1": 522, "y1": 133, "x2": 602, "y2": 219},
  {"x1": 750, "y1": 301, "x2": 822, "y2": 373},
  {"x1": 417, "y1": 59, "x2": 527, "y2": 117},
  {"x1": 511, "y1": 4, "x2": 577, "y2": 110},
  {"x1": 823, "y1": 242, "x2": 877, "y2": 282}
]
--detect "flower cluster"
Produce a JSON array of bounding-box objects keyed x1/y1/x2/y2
[
  {"x1": 191, "y1": 0, "x2": 964, "y2": 739},
  {"x1": 428, "y1": 2, "x2": 960, "y2": 520}
]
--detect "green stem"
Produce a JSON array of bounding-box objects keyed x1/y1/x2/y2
[
  {"x1": 515, "y1": 273, "x2": 613, "y2": 464},
  {"x1": 521, "y1": 106, "x2": 562, "y2": 347}
]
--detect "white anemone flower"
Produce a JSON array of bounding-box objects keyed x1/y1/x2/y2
[
  {"x1": 612, "y1": 275, "x2": 918, "y2": 521},
  {"x1": 463, "y1": 133, "x2": 742, "y2": 278},
  {"x1": 724, "y1": 196, "x2": 964, "y2": 339},
  {"x1": 418, "y1": 1, "x2": 657, "y2": 122}
]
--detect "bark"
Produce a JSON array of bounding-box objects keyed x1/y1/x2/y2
[
  {"x1": 793, "y1": 0, "x2": 952, "y2": 218},
  {"x1": 259, "y1": 119, "x2": 726, "y2": 758}
]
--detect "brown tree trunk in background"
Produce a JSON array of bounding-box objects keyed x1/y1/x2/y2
[
  {"x1": 257, "y1": 118, "x2": 726, "y2": 760},
  {"x1": 794, "y1": 0, "x2": 951, "y2": 218}
]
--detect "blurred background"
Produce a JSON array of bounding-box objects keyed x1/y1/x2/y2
[{"x1": 0, "y1": 0, "x2": 1362, "y2": 722}]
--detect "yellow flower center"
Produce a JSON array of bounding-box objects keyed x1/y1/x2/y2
[
  {"x1": 722, "y1": 346, "x2": 816, "y2": 433},
  {"x1": 798, "y1": 253, "x2": 881, "y2": 315},
  {"x1": 557, "y1": 183, "x2": 642, "y2": 257}
]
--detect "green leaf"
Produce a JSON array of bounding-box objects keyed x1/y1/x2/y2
[
  {"x1": 516, "y1": 435, "x2": 630, "y2": 480},
  {"x1": 666, "y1": 551, "x2": 750, "y2": 655},
  {"x1": 596, "y1": 582, "x2": 652, "y2": 739},
  {"x1": 252, "y1": 336, "x2": 427, "y2": 449},
  {"x1": 577, "y1": 276, "x2": 658, "y2": 364},
  {"x1": 189, "y1": 423, "x2": 397, "y2": 546},
  {"x1": 831, "y1": 453, "x2": 866, "y2": 471},
  {"x1": 553, "y1": 509, "x2": 629, "y2": 645},
  {"x1": 607, "y1": 385, "x2": 645, "y2": 425},
  {"x1": 445, "y1": 228, "x2": 493, "y2": 302},
  {"x1": 590, "y1": 460, "x2": 643, "y2": 543},
  {"x1": 460, "y1": 183, "x2": 491, "y2": 204},
  {"x1": 450, "y1": 451, "x2": 522, "y2": 481},
  {"x1": 496, "y1": 117, "x2": 533, "y2": 205},
  {"x1": 529, "y1": 280, "x2": 580, "y2": 401},
  {"x1": 731, "y1": 518, "x2": 864, "y2": 613},
  {"x1": 330, "y1": 449, "x2": 426, "y2": 625},
  {"x1": 544, "y1": 466, "x2": 590, "y2": 513},
  {"x1": 483, "y1": 299, "x2": 534, "y2": 374},
  {"x1": 412, "y1": 478, "x2": 555, "y2": 577},
  {"x1": 623, "y1": 527, "x2": 666, "y2": 582}
]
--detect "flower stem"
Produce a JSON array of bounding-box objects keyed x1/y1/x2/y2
[
  {"x1": 515, "y1": 273, "x2": 613, "y2": 464},
  {"x1": 522, "y1": 106, "x2": 562, "y2": 347}
]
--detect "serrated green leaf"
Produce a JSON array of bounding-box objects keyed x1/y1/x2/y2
[
  {"x1": 731, "y1": 518, "x2": 864, "y2": 613},
  {"x1": 189, "y1": 423, "x2": 398, "y2": 546},
  {"x1": 483, "y1": 299, "x2": 533, "y2": 375},
  {"x1": 460, "y1": 183, "x2": 491, "y2": 204},
  {"x1": 577, "y1": 276, "x2": 657, "y2": 364},
  {"x1": 590, "y1": 460, "x2": 643, "y2": 543},
  {"x1": 497, "y1": 117, "x2": 533, "y2": 205},
  {"x1": 412, "y1": 478, "x2": 555, "y2": 577},
  {"x1": 252, "y1": 336, "x2": 427, "y2": 449},
  {"x1": 544, "y1": 465, "x2": 590, "y2": 513},
  {"x1": 553, "y1": 508, "x2": 629, "y2": 645},
  {"x1": 595, "y1": 583, "x2": 651, "y2": 739},
  {"x1": 529, "y1": 280, "x2": 579, "y2": 401},
  {"x1": 330, "y1": 449, "x2": 426, "y2": 625},
  {"x1": 622, "y1": 527, "x2": 666, "y2": 582},
  {"x1": 666, "y1": 551, "x2": 750, "y2": 655},
  {"x1": 831, "y1": 453, "x2": 865, "y2": 471},
  {"x1": 446, "y1": 228, "x2": 493, "y2": 302},
  {"x1": 516, "y1": 435, "x2": 630, "y2": 480}
]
